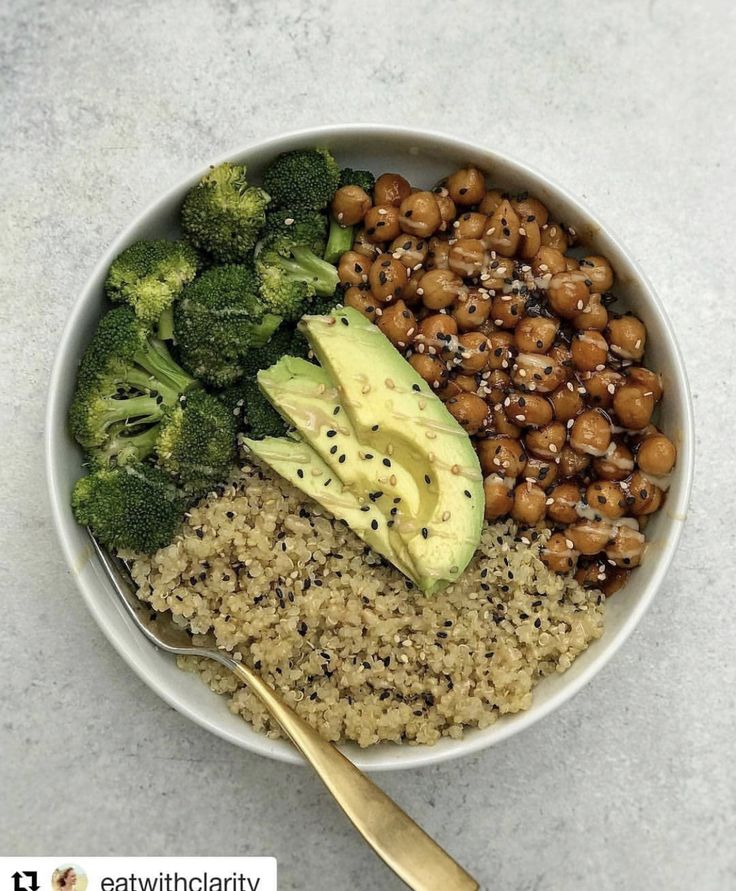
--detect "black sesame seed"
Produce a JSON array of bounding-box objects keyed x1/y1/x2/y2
[
  {"x1": 297, "y1": 468, "x2": 304, "y2": 478},
  {"x1": 383, "y1": 458, "x2": 391, "y2": 467},
  {"x1": 326, "y1": 429, "x2": 337, "y2": 438},
  {"x1": 421, "y1": 527, "x2": 429, "y2": 539},
  {"x1": 338, "y1": 454, "x2": 346, "y2": 464},
  {"x1": 371, "y1": 519, "x2": 379, "y2": 530},
  {"x1": 330, "y1": 445, "x2": 338, "y2": 454}
]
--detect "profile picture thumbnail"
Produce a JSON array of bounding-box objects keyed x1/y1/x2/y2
[{"x1": 51, "y1": 865, "x2": 88, "y2": 891}]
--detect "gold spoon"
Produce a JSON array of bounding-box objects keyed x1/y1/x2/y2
[{"x1": 90, "y1": 533, "x2": 478, "y2": 891}]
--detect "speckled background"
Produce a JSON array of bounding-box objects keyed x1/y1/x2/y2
[{"x1": 1, "y1": 1, "x2": 734, "y2": 888}]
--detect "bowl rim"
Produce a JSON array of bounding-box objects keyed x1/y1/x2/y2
[{"x1": 45, "y1": 123, "x2": 695, "y2": 771}]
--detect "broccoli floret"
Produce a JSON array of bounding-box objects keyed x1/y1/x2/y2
[
  {"x1": 242, "y1": 386, "x2": 288, "y2": 439},
  {"x1": 155, "y1": 389, "x2": 237, "y2": 495},
  {"x1": 338, "y1": 168, "x2": 375, "y2": 193},
  {"x1": 255, "y1": 235, "x2": 339, "y2": 321},
  {"x1": 263, "y1": 207, "x2": 328, "y2": 254},
  {"x1": 324, "y1": 218, "x2": 354, "y2": 264},
  {"x1": 173, "y1": 265, "x2": 282, "y2": 387},
  {"x1": 181, "y1": 162, "x2": 270, "y2": 262},
  {"x1": 69, "y1": 307, "x2": 197, "y2": 453},
  {"x1": 88, "y1": 421, "x2": 162, "y2": 470},
  {"x1": 263, "y1": 148, "x2": 339, "y2": 210},
  {"x1": 72, "y1": 462, "x2": 184, "y2": 553},
  {"x1": 309, "y1": 284, "x2": 345, "y2": 317},
  {"x1": 105, "y1": 240, "x2": 200, "y2": 328}
]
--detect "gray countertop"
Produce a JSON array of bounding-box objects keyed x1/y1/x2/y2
[{"x1": 1, "y1": 1, "x2": 734, "y2": 888}]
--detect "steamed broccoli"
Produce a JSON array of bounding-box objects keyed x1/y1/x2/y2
[
  {"x1": 72, "y1": 462, "x2": 185, "y2": 553},
  {"x1": 105, "y1": 240, "x2": 200, "y2": 328},
  {"x1": 173, "y1": 264, "x2": 282, "y2": 387},
  {"x1": 324, "y1": 218, "x2": 354, "y2": 264},
  {"x1": 181, "y1": 162, "x2": 270, "y2": 262},
  {"x1": 263, "y1": 148, "x2": 339, "y2": 210},
  {"x1": 155, "y1": 389, "x2": 237, "y2": 495},
  {"x1": 263, "y1": 207, "x2": 328, "y2": 254},
  {"x1": 255, "y1": 235, "x2": 339, "y2": 321},
  {"x1": 338, "y1": 168, "x2": 375, "y2": 193},
  {"x1": 242, "y1": 386, "x2": 288, "y2": 439}
]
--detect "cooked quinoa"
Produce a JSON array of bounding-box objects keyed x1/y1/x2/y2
[{"x1": 129, "y1": 462, "x2": 605, "y2": 747}]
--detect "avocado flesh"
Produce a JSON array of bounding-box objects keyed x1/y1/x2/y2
[{"x1": 299, "y1": 308, "x2": 484, "y2": 594}]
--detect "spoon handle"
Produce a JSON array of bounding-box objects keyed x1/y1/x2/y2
[{"x1": 226, "y1": 660, "x2": 478, "y2": 891}]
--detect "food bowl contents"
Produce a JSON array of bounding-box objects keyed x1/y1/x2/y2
[{"x1": 68, "y1": 145, "x2": 676, "y2": 746}]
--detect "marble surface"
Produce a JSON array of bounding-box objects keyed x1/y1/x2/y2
[{"x1": 1, "y1": 1, "x2": 734, "y2": 888}]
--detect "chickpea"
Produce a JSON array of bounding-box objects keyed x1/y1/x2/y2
[
  {"x1": 417, "y1": 313, "x2": 458, "y2": 352},
  {"x1": 338, "y1": 250, "x2": 372, "y2": 286},
  {"x1": 547, "y1": 482, "x2": 582, "y2": 524},
  {"x1": 434, "y1": 193, "x2": 457, "y2": 231},
  {"x1": 514, "y1": 316, "x2": 558, "y2": 353},
  {"x1": 605, "y1": 525, "x2": 646, "y2": 567},
  {"x1": 454, "y1": 211, "x2": 488, "y2": 239},
  {"x1": 586, "y1": 480, "x2": 627, "y2": 520},
  {"x1": 557, "y1": 444, "x2": 590, "y2": 478},
  {"x1": 573, "y1": 293, "x2": 608, "y2": 331},
  {"x1": 512, "y1": 482, "x2": 547, "y2": 524},
  {"x1": 580, "y1": 255, "x2": 614, "y2": 293},
  {"x1": 525, "y1": 421, "x2": 567, "y2": 460},
  {"x1": 388, "y1": 234, "x2": 428, "y2": 270},
  {"x1": 374, "y1": 173, "x2": 411, "y2": 207},
  {"x1": 453, "y1": 289, "x2": 492, "y2": 330},
  {"x1": 458, "y1": 331, "x2": 491, "y2": 373},
  {"x1": 602, "y1": 568, "x2": 630, "y2": 596},
  {"x1": 540, "y1": 222, "x2": 569, "y2": 252},
  {"x1": 490, "y1": 404, "x2": 523, "y2": 439},
  {"x1": 512, "y1": 353, "x2": 566, "y2": 394},
  {"x1": 570, "y1": 409, "x2": 612, "y2": 456},
  {"x1": 531, "y1": 246, "x2": 567, "y2": 276},
  {"x1": 478, "y1": 189, "x2": 506, "y2": 215},
  {"x1": 519, "y1": 218, "x2": 542, "y2": 260},
  {"x1": 419, "y1": 268, "x2": 465, "y2": 310},
  {"x1": 571, "y1": 330, "x2": 609, "y2": 372},
  {"x1": 583, "y1": 367, "x2": 623, "y2": 408},
  {"x1": 363, "y1": 205, "x2": 402, "y2": 243},
  {"x1": 409, "y1": 353, "x2": 448, "y2": 390},
  {"x1": 550, "y1": 383, "x2": 584, "y2": 421},
  {"x1": 548, "y1": 342, "x2": 573, "y2": 369},
  {"x1": 399, "y1": 191, "x2": 442, "y2": 238},
  {"x1": 607, "y1": 315, "x2": 647, "y2": 360},
  {"x1": 491, "y1": 292, "x2": 526, "y2": 330},
  {"x1": 627, "y1": 470, "x2": 663, "y2": 516},
  {"x1": 486, "y1": 330, "x2": 515, "y2": 371},
  {"x1": 593, "y1": 442, "x2": 635, "y2": 481},
  {"x1": 344, "y1": 285, "x2": 380, "y2": 320},
  {"x1": 484, "y1": 474, "x2": 513, "y2": 520},
  {"x1": 331, "y1": 185, "x2": 371, "y2": 226},
  {"x1": 567, "y1": 519, "x2": 613, "y2": 556},
  {"x1": 455, "y1": 373, "x2": 478, "y2": 393},
  {"x1": 564, "y1": 256, "x2": 580, "y2": 271},
  {"x1": 352, "y1": 228, "x2": 380, "y2": 259},
  {"x1": 448, "y1": 238, "x2": 488, "y2": 278},
  {"x1": 401, "y1": 274, "x2": 422, "y2": 306},
  {"x1": 637, "y1": 434, "x2": 676, "y2": 476},
  {"x1": 626, "y1": 366, "x2": 663, "y2": 402},
  {"x1": 446, "y1": 392, "x2": 489, "y2": 435},
  {"x1": 425, "y1": 237, "x2": 451, "y2": 270},
  {"x1": 477, "y1": 436, "x2": 527, "y2": 478},
  {"x1": 484, "y1": 199, "x2": 521, "y2": 257},
  {"x1": 504, "y1": 392, "x2": 553, "y2": 428},
  {"x1": 484, "y1": 255, "x2": 515, "y2": 291},
  {"x1": 524, "y1": 456, "x2": 558, "y2": 489},
  {"x1": 377, "y1": 300, "x2": 417, "y2": 348},
  {"x1": 368, "y1": 255, "x2": 408, "y2": 303},
  {"x1": 548, "y1": 271, "x2": 591, "y2": 319},
  {"x1": 613, "y1": 385, "x2": 654, "y2": 430},
  {"x1": 446, "y1": 167, "x2": 487, "y2": 206},
  {"x1": 575, "y1": 560, "x2": 609, "y2": 588},
  {"x1": 512, "y1": 195, "x2": 550, "y2": 228},
  {"x1": 485, "y1": 369, "x2": 511, "y2": 403},
  {"x1": 541, "y1": 532, "x2": 579, "y2": 573}
]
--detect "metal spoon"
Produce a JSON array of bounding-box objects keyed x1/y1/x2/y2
[{"x1": 89, "y1": 533, "x2": 478, "y2": 891}]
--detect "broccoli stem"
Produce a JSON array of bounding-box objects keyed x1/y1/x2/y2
[
  {"x1": 251, "y1": 313, "x2": 284, "y2": 347},
  {"x1": 324, "y1": 218, "x2": 354, "y2": 264},
  {"x1": 134, "y1": 338, "x2": 197, "y2": 400},
  {"x1": 96, "y1": 394, "x2": 164, "y2": 436},
  {"x1": 283, "y1": 246, "x2": 339, "y2": 295},
  {"x1": 93, "y1": 421, "x2": 161, "y2": 467},
  {"x1": 157, "y1": 306, "x2": 174, "y2": 341}
]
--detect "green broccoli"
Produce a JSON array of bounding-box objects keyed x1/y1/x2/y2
[
  {"x1": 105, "y1": 240, "x2": 200, "y2": 329},
  {"x1": 324, "y1": 218, "x2": 354, "y2": 264},
  {"x1": 173, "y1": 264, "x2": 282, "y2": 387},
  {"x1": 263, "y1": 148, "x2": 339, "y2": 210},
  {"x1": 263, "y1": 207, "x2": 328, "y2": 254},
  {"x1": 338, "y1": 168, "x2": 375, "y2": 193},
  {"x1": 255, "y1": 235, "x2": 339, "y2": 321},
  {"x1": 72, "y1": 462, "x2": 185, "y2": 553},
  {"x1": 155, "y1": 389, "x2": 237, "y2": 495},
  {"x1": 181, "y1": 162, "x2": 270, "y2": 262},
  {"x1": 242, "y1": 386, "x2": 288, "y2": 439}
]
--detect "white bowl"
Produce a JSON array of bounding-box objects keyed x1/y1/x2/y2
[{"x1": 45, "y1": 125, "x2": 694, "y2": 771}]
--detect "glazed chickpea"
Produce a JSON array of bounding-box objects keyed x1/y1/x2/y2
[
  {"x1": 575, "y1": 560, "x2": 608, "y2": 588},
  {"x1": 478, "y1": 189, "x2": 505, "y2": 215},
  {"x1": 523, "y1": 456, "x2": 558, "y2": 489},
  {"x1": 446, "y1": 392, "x2": 489, "y2": 435},
  {"x1": 477, "y1": 436, "x2": 527, "y2": 479},
  {"x1": 448, "y1": 238, "x2": 488, "y2": 278},
  {"x1": 607, "y1": 315, "x2": 647, "y2": 360},
  {"x1": 437, "y1": 379, "x2": 463, "y2": 401},
  {"x1": 613, "y1": 385, "x2": 654, "y2": 430},
  {"x1": 547, "y1": 271, "x2": 591, "y2": 319},
  {"x1": 363, "y1": 205, "x2": 402, "y2": 243},
  {"x1": 352, "y1": 228, "x2": 380, "y2": 259},
  {"x1": 368, "y1": 255, "x2": 408, "y2": 303},
  {"x1": 512, "y1": 482, "x2": 547, "y2": 524},
  {"x1": 593, "y1": 442, "x2": 635, "y2": 481},
  {"x1": 485, "y1": 369, "x2": 511, "y2": 403},
  {"x1": 583, "y1": 367, "x2": 623, "y2": 408},
  {"x1": 571, "y1": 330, "x2": 609, "y2": 372},
  {"x1": 491, "y1": 293, "x2": 527, "y2": 330},
  {"x1": 586, "y1": 480, "x2": 627, "y2": 520},
  {"x1": 486, "y1": 330, "x2": 515, "y2": 371},
  {"x1": 446, "y1": 167, "x2": 487, "y2": 206},
  {"x1": 605, "y1": 525, "x2": 646, "y2": 568},
  {"x1": 417, "y1": 313, "x2": 458, "y2": 352},
  {"x1": 602, "y1": 568, "x2": 630, "y2": 596},
  {"x1": 338, "y1": 250, "x2": 372, "y2": 286},
  {"x1": 484, "y1": 474, "x2": 513, "y2": 520},
  {"x1": 547, "y1": 482, "x2": 582, "y2": 524},
  {"x1": 525, "y1": 421, "x2": 567, "y2": 460},
  {"x1": 514, "y1": 316, "x2": 559, "y2": 353},
  {"x1": 573, "y1": 293, "x2": 608, "y2": 331},
  {"x1": 570, "y1": 409, "x2": 612, "y2": 456},
  {"x1": 557, "y1": 445, "x2": 590, "y2": 478},
  {"x1": 548, "y1": 342, "x2": 573, "y2": 370},
  {"x1": 519, "y1": 218, "x2": 542, "y2": 260},
  {"x1": 401, "y1": 274, "x2": 422, "y2": 306},
  {"x1": 374, "y1": 172, "x2": 411, "y2": 207},
  {"x1": 504, "y1": 392, "x2": 553, "y2": 428},
  {"x1": 541, "y1": 532, "x2": 579, "y2": 573},
  {"x1": 458, "y1": 331, "x2": 491, "y2": 373},
  {"x1": 550, "y1": 383, "x2": 584, "y2": 421},
  {"x1": 377, "y1": 300, "x2": 417, "y2": 348},
  {"x1": 540, "y1": 222, "x2": 569, "y2": 252},
  {"x1": 564, "y1": 256, "x2": 580, "y2": 271},
  {"x1": 331, "y1": 185, "x2": 371, "y2": 226},
  {"x1": 531, "y1": 246, "x2": 566, "y2": 276},
  {"x1": 344, "y1": 285, "x2": 380, "y2": 319},
  {"x1": 419, "y1": 268, "x2": 465, "y2": 310},
  {"x1": 484, "y1": 255, "x2": 515, "y2": 291},
  {"x1": 490, "y1": 404, "x2": 522, "y2": 439},
  {"x1": 389, "y1": 234, "x2": 428, "y2": 270},
  {"x1": 454, "y1": 211, "x2": 488, "y2": 239},
  {"x1": 512, "y1": 195, "x2": 550, "y2": 228},
  {"x1": 453, "y1": 289, "x2": 492, "y2": 331},
  {"x1": 628, "y1": 470, "x2": 663, "y2": 516},
  {"x1": 567, "y1": 519, "x2": 613, "y2": 556},
  {"x1": 425, "y1": 237, "x2": 451, "y2": 270},
  {"x1": 454, "y1": 373, "x2": 478, "y2": 393},
  {"x1": 580, "y1": 255, "x2": 614, "y2": 293},
  {"x1": 511, "y1": 353, "x2": 566, "y2": 394},
  {"x1": 399, "y1": 191, "x2": 442, "y2": 238},
  {"x1": 409, "y1": 353, "x2": 448, "y2": 390},
  {"x1": 484, "y1": 200, "x2": 521, "y2": 257},
  {"x1": 434, "y1": 193, "x2": 457, "y2": 231},
  {"x1": 625, "y1": 366, "x2": 663, "y2": 402},
  {"x1": 637, "y1": 434, "x2": 677, "y2": 476}
]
